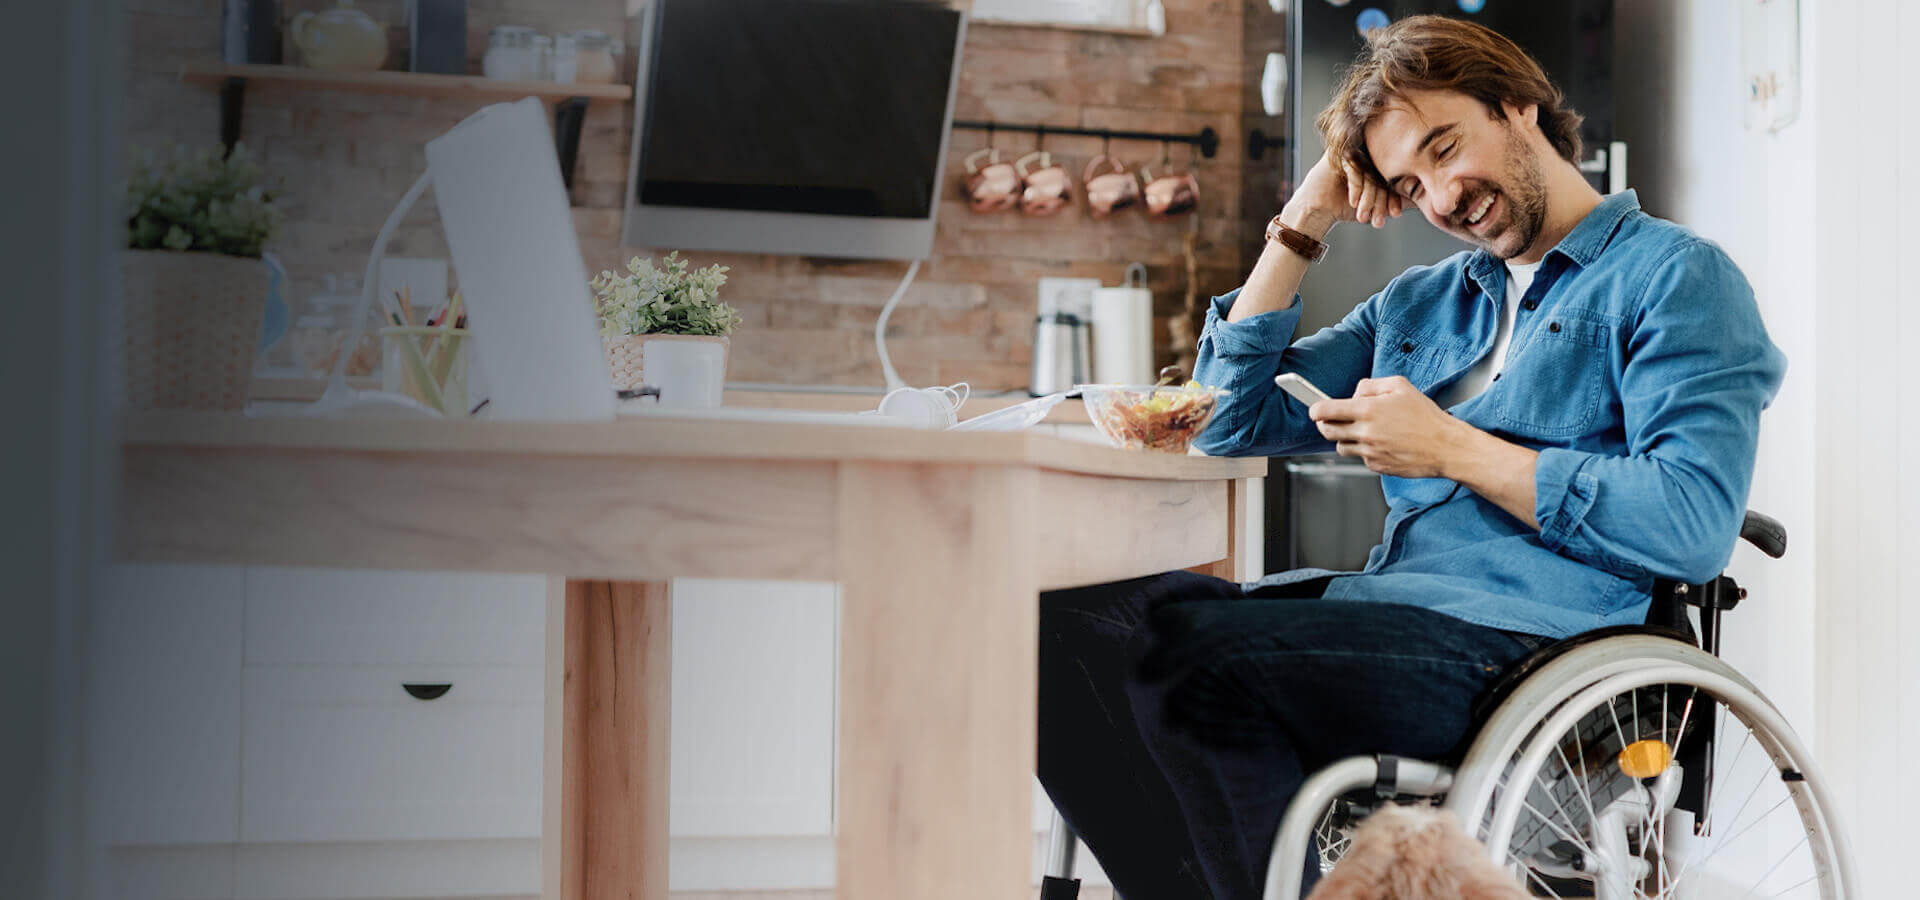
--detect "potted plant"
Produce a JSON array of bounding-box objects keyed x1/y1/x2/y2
[
  {"x1": 592, "y1": 252, "x2": 739, "y2": 408},
  {"x1": 123, "y1": 143, "x2": 283, "y2": 410}
]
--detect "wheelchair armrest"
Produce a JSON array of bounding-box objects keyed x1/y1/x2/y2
[{"x1": 1741, "y1": 510, "x2": 1787, "y2": 559}]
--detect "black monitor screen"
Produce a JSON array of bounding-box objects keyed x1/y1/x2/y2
[{"x1": 635, "y1": 0, "x2": 962, "y2": 220}]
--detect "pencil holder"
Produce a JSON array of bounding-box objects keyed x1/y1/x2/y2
[{"x1": 380, "y1": 325, "x2": 472, "y2": 416}]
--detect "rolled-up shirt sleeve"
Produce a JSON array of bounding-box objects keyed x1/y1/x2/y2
[
  {"x1": 1193, "y1": 288, "x2": 1381, "y2": 457},
  {"x1": 1530, "y1": 241, "x2": 1785, "y2": 583}
]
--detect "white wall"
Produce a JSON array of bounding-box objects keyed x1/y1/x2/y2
[
  {"x1": 1807, "y1": 0, "x2": 1920, "y2": 888},
  {"x1": 1622, "y1": 0, "x2": 1919, "y2": 894},
  {"x1": 1616, "y1": 0, "x2": 1818, "y2": 762}
]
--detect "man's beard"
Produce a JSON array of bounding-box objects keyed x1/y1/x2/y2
[{"x1": 1458, "y1": 126, "x2": 1549, "y2": 260}]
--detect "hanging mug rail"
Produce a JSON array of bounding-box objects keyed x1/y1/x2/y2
[{"x1": 952, "y1": 120, "x2": 1220, "y2": 159}]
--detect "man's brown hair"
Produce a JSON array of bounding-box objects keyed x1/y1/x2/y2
[{"x1": 1317, "y1": 15, "x2": 1583, "y2": 188}]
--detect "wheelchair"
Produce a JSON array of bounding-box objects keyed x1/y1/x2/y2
[{"x1": 1040, "y1": 511, "x2": 1857, "y2": 900}]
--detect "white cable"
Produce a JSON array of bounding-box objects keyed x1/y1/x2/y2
[
  {"x1": 873, "y1": 258, "x2": 921, "y2": 392},
  {"x1": 306, "y1": 170, "x2": 438, "y2": 417}
]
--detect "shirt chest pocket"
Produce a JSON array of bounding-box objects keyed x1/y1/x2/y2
[
  {"x1": 1494, "y1": 316, "x2": 1613, "y2": 438},
  {"x1": 1373, "y1": 321, "x2": 1450, "y2": 391}
]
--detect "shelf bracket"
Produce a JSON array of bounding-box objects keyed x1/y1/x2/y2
[
  {"x1": 1247, "y1": 127, "x2": 1287, "y2": 162},
  {"x1": 553, "y1": 96, "x2": 591, "y2": 191},
  {"x1": 219, "y1": 76, "x2": 247, "y2": 157}
]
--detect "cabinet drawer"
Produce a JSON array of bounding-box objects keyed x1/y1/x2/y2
[
  {"x1": 240, "y1": 664, "x2": 542, "y2": 843},
  {"x1": 244, "y1": 568, "x2": 544, "y2": 667}
]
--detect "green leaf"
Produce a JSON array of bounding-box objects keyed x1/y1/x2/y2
[
  {"x1": 123, "y1": 141, "x2": 282, "y2": 258},
  {"x1": 590, "y1": 253, "x2": 737, "y2": 337}
]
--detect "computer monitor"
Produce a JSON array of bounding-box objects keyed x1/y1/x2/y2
[{"x1": 620, "y1": 0, "x2": 968, "y2": 261}]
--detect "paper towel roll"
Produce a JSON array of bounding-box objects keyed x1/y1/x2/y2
[{"x1": 1091, "y1": 285, "x2": 1154, "y2": 385}]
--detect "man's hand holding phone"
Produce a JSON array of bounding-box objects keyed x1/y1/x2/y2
[{"x1": 1278, "y1": 373, "x2": 1465, "y2": 480}]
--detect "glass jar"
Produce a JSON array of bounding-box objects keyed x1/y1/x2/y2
[
  {"x1": 292, "y1": 275, "x2": 381, "y2": 378},
  {"x1": 569, "y1": 30, "x2": 617, "y2": 84},
  {"x1": 551, "y1": 33, "x2": 579, "y2": 83},
  {"x1": 529, "y1": 34, "x2": 554, "y2": 81},
  {"x1": 482, "y1": 25, "x2": 537, "y2": 80}
]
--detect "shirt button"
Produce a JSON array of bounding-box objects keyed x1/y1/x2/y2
[
  {"x1": 1400, "y1": 340, "x2": 1415, "y2": 353},
  {"x1": 1548, "y1": 321, "x2": 1562, "y2": 333},
  {"x1": 1522, "y1": 298, "x2": 1539, "y2": 311}
]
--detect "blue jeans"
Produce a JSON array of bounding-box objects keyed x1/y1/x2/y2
[{"x1": 1036, "y1": 571, "x2": 1546, "y2": 900}]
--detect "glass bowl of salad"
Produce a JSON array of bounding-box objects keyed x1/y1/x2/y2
[{"x1": 1079, "y1": 382, "x2": 1230, "y2": 453}]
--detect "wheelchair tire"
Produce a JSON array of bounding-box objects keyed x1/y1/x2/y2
[{"x1": 1445, "y1": 637, "x2": 1855, "y2": 899}]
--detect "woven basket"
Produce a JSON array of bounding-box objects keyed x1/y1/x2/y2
[
  {"x1": 122, "y1": 249, "x2": 271, "y2": 411},
  {"x1": 602, "y1": 333, "x2": 730, "y2": 393},
  {"x1": 603, "y1": 334, "x2": 649, "y2": 391}
]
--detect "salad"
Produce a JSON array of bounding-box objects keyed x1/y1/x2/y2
[{"x1": 1085, "y1": 381, "x2": 1227, "y2": 453}]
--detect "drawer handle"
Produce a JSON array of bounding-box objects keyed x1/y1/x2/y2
[{"x1": 402, "y1": 683, "x2": 453, "y2": 701}]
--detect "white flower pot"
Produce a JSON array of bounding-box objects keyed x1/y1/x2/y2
[{"x1": 605, "y1": 334, "x2": 729, "y2": 408}]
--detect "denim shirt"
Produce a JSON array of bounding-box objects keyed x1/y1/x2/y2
[{"x1": 1192, "y1": 191, "x2": 1785, "y2": 639}]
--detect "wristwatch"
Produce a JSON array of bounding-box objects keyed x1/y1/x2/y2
[{"x1": 1266, "y1": 215, "x2": 1329, "y2": 262}]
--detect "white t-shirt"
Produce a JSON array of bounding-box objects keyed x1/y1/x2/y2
[{"x1": 1435, "y1": 259, "x2": 1543, "y2": 408}]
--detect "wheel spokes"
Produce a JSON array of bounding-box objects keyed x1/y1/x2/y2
[{"x1": 1488, "y1": 679, "x2": 1831, "y2": 900}]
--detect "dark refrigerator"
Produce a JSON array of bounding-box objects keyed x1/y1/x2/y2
[{"x1": 1265, "y1": 0, "x2": 1620, "y2": 575}]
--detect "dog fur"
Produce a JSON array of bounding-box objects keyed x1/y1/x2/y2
[{"x1": 1304, "y1": 804, "x2": 1530, "y2": 900}]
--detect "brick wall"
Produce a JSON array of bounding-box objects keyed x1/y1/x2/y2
[
  {"x1": 124, "y1": 0, "x2": 1253, "y2": 391},
  {"x1": 1239, "y1": 0, "x2": 1292, "y2": 278}
]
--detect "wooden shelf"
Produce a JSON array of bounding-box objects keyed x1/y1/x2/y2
[
  {"x1": 971, "y1": 17, "x2": 1160, "y2": 38},
  {"x1": 178, "y1": 62, "x2": 630, "y2": 187},
  {"x1": 178, "y1": 63, "x2": 632, "y2": 103}
]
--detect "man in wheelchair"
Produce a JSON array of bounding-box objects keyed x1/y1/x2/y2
[{"x1": 1036, "y1": 15, "x2": 1822, "y2": 900}]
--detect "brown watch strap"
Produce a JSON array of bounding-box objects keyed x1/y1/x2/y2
[{"x1": 1266, "y1": 215, "x2": 1329, "y2": 262}]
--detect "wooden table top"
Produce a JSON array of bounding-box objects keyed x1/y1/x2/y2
[{"x1": 121, "y1": 410, "x2": 1267, "y2": 482}]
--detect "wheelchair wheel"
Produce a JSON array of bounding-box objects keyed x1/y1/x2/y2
[
  {"x1": 1312, "y1": 799, "x2": 1358, "y2": 874},
  {"x1": 1446, "y1": 637, "x2": 1855, "y2": 899}
]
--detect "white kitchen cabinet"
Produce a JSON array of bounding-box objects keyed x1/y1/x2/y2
[
  {"x1": 240, "y1": 664, "x2": 544, "y2": 843},
  {"x1": 242, "y1": 568, "x2": 546, "y2": 667},
  {"x1": 669, "y1": 577, "x2": 838, "y2": 838},
  {"x1": 87, "y1": 565, "x2": 845, "y2": 895}
]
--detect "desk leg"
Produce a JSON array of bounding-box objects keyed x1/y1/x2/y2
[
  {"x1": 836, "y1": 462, "x2": 1038, "y2": 900},
  {"x1": 543, "y1": 578, "x2": 671, "y2": 900},
  {"x1": 1191, "y1": 475, "x2": 1263, "y2": 582}
]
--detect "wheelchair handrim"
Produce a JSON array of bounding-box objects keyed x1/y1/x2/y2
[
  {"x1": 1450, "y1": 638, "x2": 1757, "y2": 827},
  {"x1": 1478, "y1": 664, "x2": 1853, "y2": 899}
]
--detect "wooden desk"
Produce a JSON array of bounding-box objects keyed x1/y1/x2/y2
[{"x1": 115, "y1": 412, "x2": 1265, "y2": 900}]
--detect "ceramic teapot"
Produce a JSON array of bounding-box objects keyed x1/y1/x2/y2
[{"x1": 290, "y1": 0, "x2": 388, "y2": 72}]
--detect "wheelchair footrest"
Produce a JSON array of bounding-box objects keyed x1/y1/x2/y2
[{"x1": 1040, "y1": 875, "x2": 1081, "y2": 900}]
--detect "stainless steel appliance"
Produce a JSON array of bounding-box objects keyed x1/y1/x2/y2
[
  {"x1": 1276, "y1": 456, "x2": 1389, "y2": 572},
  {"x1": 1029, "y1": 312, "x2": 1092, "y2": 396}
]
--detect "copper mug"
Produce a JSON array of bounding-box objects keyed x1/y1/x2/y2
[
  {"x1": 1083, "y1": 154, "x2": 1142, "y2": 219},
  {"x1": 962, "y1": 148, "x2": 1022, "y2": 213},
  {"x1": 1142, "y1": 165, "x2": 1201, "y2": 218},
  {"x1": 1015, "y1": 150, "x2": 1073, "y2": 217}
]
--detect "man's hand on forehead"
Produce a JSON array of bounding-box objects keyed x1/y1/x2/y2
[{"x1": 1341, "y1": 157, "x2": 1404, "y2": 228}]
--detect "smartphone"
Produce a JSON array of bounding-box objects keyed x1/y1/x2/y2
[{"x1": 1273, "y1": 372, "x2": 1333, "y2": 407}]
